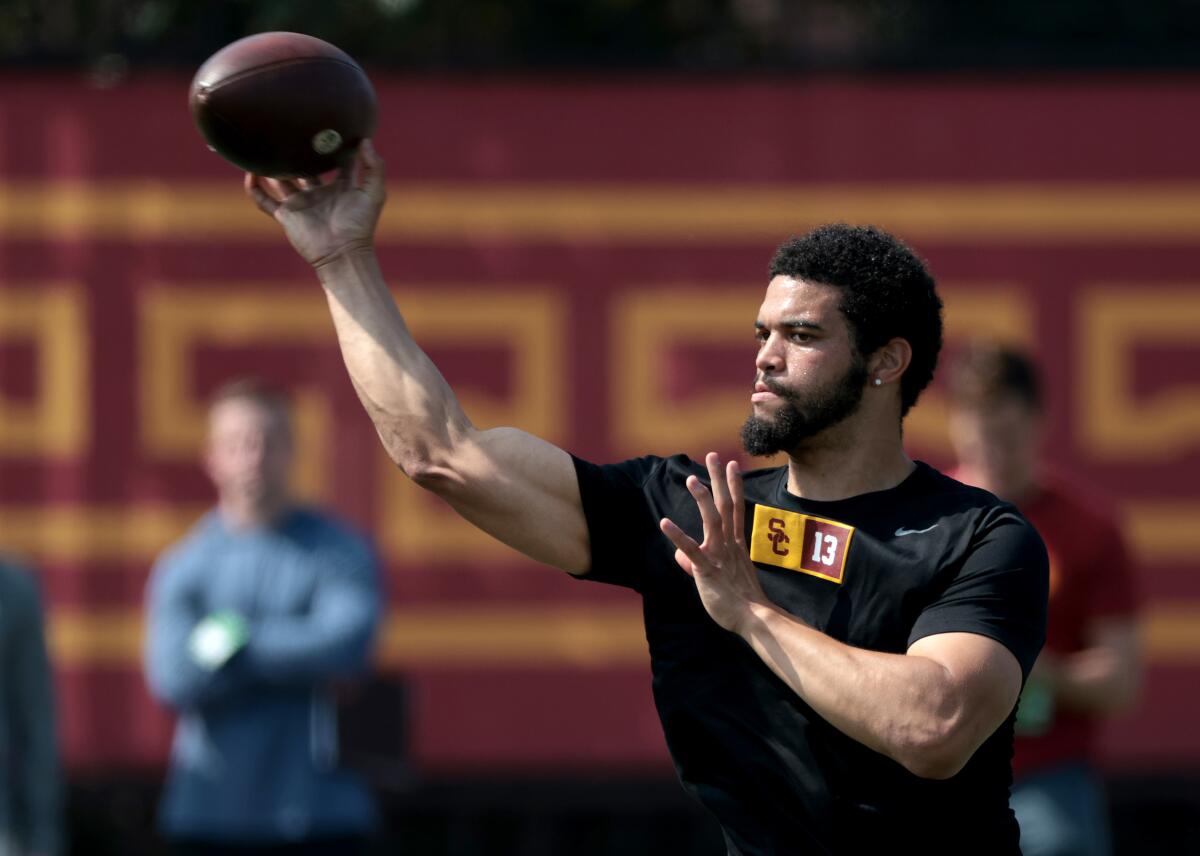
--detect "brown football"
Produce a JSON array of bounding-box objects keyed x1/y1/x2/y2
[{"x1": 189, "y1": 32, "x2": 377, "y2": 178}]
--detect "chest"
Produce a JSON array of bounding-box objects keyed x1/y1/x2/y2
[
  {"x1": 648, "y1": 497, "x2": 962, "y2": 655},
  {"x1": 755, "y1": 517, "x2": 954, "y2": 653},
  {"x1": 197, "y1": 535, "x2": 324, "y2": 618}
]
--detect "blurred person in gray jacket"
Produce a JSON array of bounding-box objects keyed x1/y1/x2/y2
[
  {"x1": 143, "y1": 378, "x2": 381, "y2": 856},
  {"x1": 0, "y1": 559, "x2": 62, "y2": 856}
]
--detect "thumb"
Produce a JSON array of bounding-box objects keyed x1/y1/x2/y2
[{"x1": 673, "y1": 549, "x2": 696, "y2": 577}]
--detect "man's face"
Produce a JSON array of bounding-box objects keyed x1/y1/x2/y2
[
  {"x1": 741, "y1": 276, "x2": 870, "y2": 456},
  {"x1": 205, "y1": 397, "x2": 293, "y2": 507},
  {"x1": 948, "y1": 394, "x2": 1040, "y2": 495}
]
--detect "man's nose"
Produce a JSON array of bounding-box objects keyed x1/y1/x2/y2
[
  {"x1": 240, "y1": 439, "x2": 268, "y2": 466},
  {"x1": 756, "y1": 334, "x2": 784, "y2": 374}
]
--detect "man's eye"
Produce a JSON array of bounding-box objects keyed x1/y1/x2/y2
[{"x1": 790, "y1": 333, "x2": 812, "y2": 343}]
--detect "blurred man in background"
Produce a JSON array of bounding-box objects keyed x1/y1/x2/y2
[
  {"x1": 0, "y1": 560, "x2": 62, "y2": 856},
  {"x1": 948, "y1": 343, "x2": 1142, "y2": 856},
  {"x1": 143, "y1": 378, "x2": 381, "y2": 856}
]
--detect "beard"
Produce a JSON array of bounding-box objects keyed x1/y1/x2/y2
[{"x1": 740, "y1": 357, "x2": 870, "y2": 457}]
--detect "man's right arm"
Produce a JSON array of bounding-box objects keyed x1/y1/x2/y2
[{"x1": 247, "y1": 145, "x2": 590, "y2": 575}]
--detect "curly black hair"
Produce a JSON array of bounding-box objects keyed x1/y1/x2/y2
[{"x1": 768, "y1": 224, "x2": 943, "y2": 417}]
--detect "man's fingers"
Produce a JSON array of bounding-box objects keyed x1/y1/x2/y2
[
  {"x1": 358, "y1": 139, "x2": 387, "y2": 200},
  {"x1": 728, "y1": 459, "x2": 746, "y2": 544},
  {"x1": 706, "y1": 452, "x2": 735, "y2": 532},
  {"x1": 686, "y1": 474, "x2": 724, "y2": 544},
  {"x1": 661, "y1": 518, "x2": 704, "y2": 574},
  {"x1": 296, "y1": 175, "x2": 323, "y2": 190},
  {"x1": 244, "y1": 173, "x2": 280, "y2": 217},
  {"x1": 336, "y1": 152, "x2": 358, "y2": 190},
  {"x1": 263, "y1": 177, "x2": 299, "y2": 200}
]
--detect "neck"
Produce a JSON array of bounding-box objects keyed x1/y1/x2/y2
[
  {"x1": 218, "y1": 493, "x2": 290, "y2": 529},
  {"x1": 783, "y1": 417, "x2": 914, "y2": 501}
]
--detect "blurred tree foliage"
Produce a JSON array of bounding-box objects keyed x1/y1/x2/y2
[{"x1": 1, "y1": 0, "x2": 1199, "y2": 71}]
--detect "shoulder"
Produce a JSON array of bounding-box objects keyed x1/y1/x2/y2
[
  {"x1": 289, "y1": 506, "x2": 375, "y2": 563},
  {"x1": 913, "y1": 463, "x2": 1016, "y2": 518},
  {"x1": 152, "y1": 510, "x2": 222, "y2": 576},
  {"x1": 637, "y1": 453, "x2": 784, "y2": 487},
  {"x1": 575, "y1": 453, "x2": 680, "y2": 481},
  {"x1": 0, "y1": 557, "x2": 41, "y2": 605},
  {"x1": 628, "y1": 454, "x2": 778, "y2": 499},
  {"x1": 572, "y1": 452, "x2": 701, "y2": 494},
  {"x1": 912, "y1": 464, "x2": 1044, "y2": 548},
  {"x1": 914, "y1": 462, "x2": 1004, "y2": 507},
  {"x1": 738, "y1": 461, "x2": 787, "y2": 500}
]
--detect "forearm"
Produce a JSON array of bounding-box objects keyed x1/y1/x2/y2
[
  {"x1": 315, "y1": 247, "x2": 472, "y2": 475},
  {"x1": 1044, "y1": 648, "x2": 1140, "y2": 714},
  {"x1": 144, "y1": 614, "x2": 250, "y2": 708},
  {"x1": 146, "y1": 648, "x2": 248, "y2": 708},
  {"x1": 738, "y1": 602, "x2": 968, "y2": 778},
  {"x1": 244, "y1": 615, "x2": 375, "y2": 683}
]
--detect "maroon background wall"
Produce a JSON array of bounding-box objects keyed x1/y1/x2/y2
[{"x1": 0, "y1": 73, "x2": 1197, "y2": 775}]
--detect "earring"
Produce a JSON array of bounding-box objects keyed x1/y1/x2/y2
[{"x1": 873, "y1": 378, "x2": 883, "y2": 386}]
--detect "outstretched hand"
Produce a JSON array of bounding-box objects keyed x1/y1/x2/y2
[
  {"x1": 245, "y1": 139, "x2": 386, "y2": 268},
  {"x1": 660, "y1": 452, "x2": 771, "y2": 634}
]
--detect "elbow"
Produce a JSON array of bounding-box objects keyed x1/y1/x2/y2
[
  {"x1": 385, "y1": 434, "x2": 465, "y2": 493},
  {"x1": 144, "y1": 651, "x2": 212, "y2": 710},
  {"x1": 893, "y1": 706, "x2": 974, "y2": 780},
  {"x1": 377, "y1": 414, "x2": 473, "y2": 491},
  {"x1": 329, "y1": 628, "x2": 376, "y2": 678},
  {"x1": 899, "y1": 743, "x2": 971, "y2": 780},
  {"x1": 398, "y1": 444, "x2": 480, "y2": 501},
  {"x1": 402, "y1": 456, "x2": 460, "y2": 492}
]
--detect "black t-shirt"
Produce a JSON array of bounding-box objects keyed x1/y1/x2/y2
[{"x1": 572, "y1": 454, "x2": 1048, "y2": 856}]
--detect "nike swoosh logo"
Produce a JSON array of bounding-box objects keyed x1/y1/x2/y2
[{"x1": 895, "y1": 524, "x2": 939, "y2": 537}]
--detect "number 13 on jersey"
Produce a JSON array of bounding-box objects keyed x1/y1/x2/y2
[{"x1": 749, "y1": 504, "x2": 855, "y2": 584}]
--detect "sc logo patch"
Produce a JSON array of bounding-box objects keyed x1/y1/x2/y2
[{"x1": 749, "y1": 504, "x2": 855, "y2": 584}]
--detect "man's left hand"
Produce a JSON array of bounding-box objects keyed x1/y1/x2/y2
[{"x1": 660, "y1": 452, "x2": 771, "y2": 634}]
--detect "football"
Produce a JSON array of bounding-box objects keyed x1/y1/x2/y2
[{"x1": 189, "y1": 32, "x2": 377, "y2": 178}]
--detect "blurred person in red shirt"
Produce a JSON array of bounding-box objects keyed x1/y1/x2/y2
[{"x1": 948, "y1": 342, "x2": 1141, "y2": 856}]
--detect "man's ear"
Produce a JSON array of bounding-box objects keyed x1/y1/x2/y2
[{"x1": 869, "y1": 337, "x2": 913, "y2": 385}]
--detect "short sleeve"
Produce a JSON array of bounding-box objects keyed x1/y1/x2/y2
[
  {"x1": 908, "y1": 509, "x2": 1049, "y2": 680},
  {"x1": 572, "y1": 455, "x2": 666, "y2": 592}
]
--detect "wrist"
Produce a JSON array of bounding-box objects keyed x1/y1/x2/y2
[
  {"x1": 311, "y1": 239, "x2": 376, "y2": 273},
  {"x1": 188, "y1": 610, "x2": 249, "y2": 672},
  {"x1": 735, "y1": 599, "x2": 783, "y2": 639}
]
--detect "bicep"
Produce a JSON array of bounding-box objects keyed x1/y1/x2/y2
[
  {"x1": 908, "y1": 632, "x2": 1023, "y2": 750},
  {"x1": 419, "y1": 426, "x2": 590, "y2": 574}
]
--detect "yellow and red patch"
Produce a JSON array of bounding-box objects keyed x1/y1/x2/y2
[{"x1": 749, "y1": 504, "x2": 855, "y2": 584}]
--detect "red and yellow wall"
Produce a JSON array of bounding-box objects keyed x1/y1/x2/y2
[{"x1": 1, "y1": 74, "x2": 1198, "y2": 773}]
